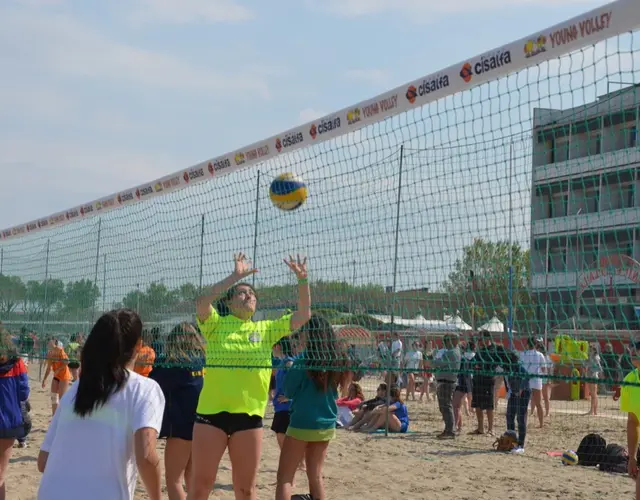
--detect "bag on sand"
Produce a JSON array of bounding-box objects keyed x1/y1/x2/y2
[
  {"x1": 598, "y1": 444, "x2": 629, "y2": 473},
  {"x1": 577, "y1": 433, "x2": 607, "y2": 467},
  {"x1": 493, "y1": 431, "x2": 518, "y2": 452}
]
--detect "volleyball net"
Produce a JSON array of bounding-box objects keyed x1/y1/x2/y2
[{"x1": 0, "y1": 0, "x2": 639, "y2": 400}]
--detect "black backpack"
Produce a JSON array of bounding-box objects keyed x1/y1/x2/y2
[
  {"x1": 598, "y1": 444, "x2": 629, "y2": 473},
  {"x1": 577, "y1": 433, "x2": 607, "y2": 467}
]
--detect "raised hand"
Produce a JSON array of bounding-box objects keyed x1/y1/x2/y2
[
  {"x1": 284, "y1": 254, "x2": 308, "y2": 280},
  {"x1": 232, "y1": 252, "x2": 258, "y2": 279}
]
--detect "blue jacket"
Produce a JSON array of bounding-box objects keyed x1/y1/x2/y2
[
  {"x1": 0, "y1": 357, "x2": 30, "y2": 431},
  {"x1": 284, "y1": 358, "x2": 337, "y2": 431},
  {"x1": 273, "y1": 356, "x2": 294, "y2": 413}
]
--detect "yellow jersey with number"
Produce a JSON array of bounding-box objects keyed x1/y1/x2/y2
[
  {"x1": 620, "y1": 369, "x2": 640, "y2": 420},
  {"x1": 196, "y1": 308, "x2": 292, "y2": 417}
]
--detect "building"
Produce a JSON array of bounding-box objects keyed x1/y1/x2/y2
[{"x1": 530, "y1": 84, "x2": 640, "y2": 333}]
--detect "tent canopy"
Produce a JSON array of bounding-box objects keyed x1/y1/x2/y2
[{"x1": 444, "y1": 314, "x2": 472, "y2": 331}]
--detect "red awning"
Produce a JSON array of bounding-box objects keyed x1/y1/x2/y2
[{"x1": 333, "y1": 325, "x2": 372, "y2": 340}]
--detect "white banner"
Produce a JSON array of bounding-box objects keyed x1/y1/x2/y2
[{"x1": 1, "y1": 0, "x2": 638, "y2": 241}]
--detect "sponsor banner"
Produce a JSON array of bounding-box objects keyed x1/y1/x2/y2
[{"x1": 0, "y1": 0, "x2": 637, "y2": 241}]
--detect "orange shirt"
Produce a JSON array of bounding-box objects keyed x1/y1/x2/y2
[
  {"x1": 48, "y1": 347, "x2": 72, "y2": 382},
  {"x1": 134, "y1": 345, "x2": 156, "y2": 377}
]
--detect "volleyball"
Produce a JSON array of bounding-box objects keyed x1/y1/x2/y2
[
  {"x1": 561, "y1": 450, "x2": 579, "y2": 466},
  {"x1": 269, "y1": 173, "x2": 307, "y2": 211}
]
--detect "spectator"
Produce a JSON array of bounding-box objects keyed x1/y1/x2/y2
[
  {"x1": 350, "y1": 385, "x2": 408, "y2": 434},
  {"x1": 470, "y1": 331, "x2": 497, "y2": 436},
  {"x1": 519, "y1": 337, "x2": 546, "y2": 428},
  {"x1": 0, "y1": 329, "x2": 30, "y2": 500},
  {"x1": 404, "y1": 341, "x2": 423, "y2": 401},
  {"x1": 453, "y1": 340, "x2": 475, "y2": 433},
  {"x1": 621, "y1": 344, "x2": 636, "y2": 377},
  {"x1": 429, "y1": 334, "x2": 461, "y2": 439},
  {"x1": 585, "y1": 344, "x2": 602, "y2": 416},
  {"x1": 336, "y1": 383, "x2": 364, "y2": 427},
  {"x1": 346, "y1": 383, "x2": 387, "y2": 430},
  {"x1": 495, "y1": 345, "x2": 532, "y2": 454},
  {"x1": 134, "y1": 329, "x2": 156, "y2": 377},
  {"x1": 601, "y1": 343, "x2": 621, "y2": 391},
  {"x1": 390, "y1": 333, "x2": 403, "y2": 386}
]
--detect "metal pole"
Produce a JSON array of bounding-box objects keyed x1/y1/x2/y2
[
  {"x1": 251, "y1": 170, "x2": 261, "y2": 288},
  {"x1": 136, "y1": 283, "x2": 140, "y2": 314},
  {"x1": 507, "y1": 142, "x2": 514, "y2": 350},
  {"x1": 39, "y1": 239, "x2": 50, "y2": 381},
  {"x1": 350, "y1": 260, "x2": 357, "y2": 313},
  {"x1": 198, "y1": 215, "x2": 205, "y2": 292},
  {"x1": 102, "y1": 254, "x2": 107, "y2": 313},
  {"x1": 91, "y1": 219, "x2": 102, "y2": 323},
  {"x1": 0, "y1": 248, "x2": 3, "y2": 275},
  {"x1": 574, "y1": 208, "x2": 582, "y2": 330},
  {"x1": 386, "y1": 145, "x2": 405, "y2": 436}
]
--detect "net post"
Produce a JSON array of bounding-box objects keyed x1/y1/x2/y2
[
  {"x1": 39, "y1": 238, "x2": 50, "y2": 382},
  {"x1": 0, "y1": 247, "x2": 3, "y2": 275},
  {"x1": 251, "y1": 169, "x2": 261, "y2": 288},
  {"x1": 102, "y1": 253, "x2": 107, "y2": 313},
  {"x1": 507, "y1": 141, "x2": 514, "y2": 350},
  {"x1": 91, "y1": 218, "x2": 102, "y2": 323},
  {"x1": 385, "y1": 144, "x2": 405, "y2": 437},
  {"x1": 198, "y1": 214, "x2": 205, "y2": 293}
]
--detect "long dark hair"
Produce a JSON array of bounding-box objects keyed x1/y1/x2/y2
[
  {"x1": 215, "y1": 283, "x2": 257, "y2": 317},
  {"x1": 74, "y1": 309, "x2": 142, "y2": 417},
  {"x1": 300, "y1": 314, "x2": 349, "y2": 392}
]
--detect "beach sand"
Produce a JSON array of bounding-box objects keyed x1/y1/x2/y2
[{"x1": 6, "y1": 370, "x2": 636, "y2": 499}]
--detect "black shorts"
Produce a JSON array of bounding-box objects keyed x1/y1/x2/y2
[
  {"x1": 0, "y1": 424, "x2": 24, "y2": 440},
  {"x1": 68, "y1": 362, "x2": 80, "y2": 369},
  {"x1": 271, "y1": 411, "x2": 291, "y2": 434},
  {"x1": 195, "y1": 412, "x2": 263, "y2": 436},
  {"x1": 53, "y1": 377, "x2": 60, "y2": 383},
  {"x1": 471, "y1": 378, "x2": 495, "y2": 411}
]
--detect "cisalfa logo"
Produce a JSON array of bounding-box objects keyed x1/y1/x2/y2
[{"x1": 405, "y1": 85, "x2": 417, "y2": 104}]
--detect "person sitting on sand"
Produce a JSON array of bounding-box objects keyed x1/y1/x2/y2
[
  {"x1": 349, "y1": 385, "x2": 409, "y2": 434},
  {"x1": 336, "y1": 382, "x2": 364, "y2": 427},
  {"x1": 346, "y1": 383, "x2": 387, "y2": 430}
]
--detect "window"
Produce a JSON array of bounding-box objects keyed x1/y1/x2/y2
[
  {"x1": 589, "y1": 133, "x2": 602, "y2": 155},
  {"x1": 626, "y1": 126, "x2": 638, "y2": 148}
]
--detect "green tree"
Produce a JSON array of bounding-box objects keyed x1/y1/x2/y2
[
  {"x1": 441, "y1": 238, "x2": 534, "y2": 330},
  {"x1": 24, "y1": 278, "x2": 65, "y2": 320},
  {"x1": 0, "y1": 274, "x2": 26, "y2": 316},
  {"x1": 62, "y1": 279, "x2": 100, "y2": 317},
  {"x1": 178, "y1": 283, "x2": 199, "y2": 303},
  {"x1": 123, "y1": 282, "x2": 179, "y2": 320}
]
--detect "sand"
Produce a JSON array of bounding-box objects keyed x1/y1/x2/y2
[{"x1": 6, "y1": 369, "x2": 636, "y2": 499}]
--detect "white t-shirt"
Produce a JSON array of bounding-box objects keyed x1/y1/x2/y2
[
  {"x1": 519, "y1": 349, "x2": 546, "y2": 391},
  {"x1": 391, "y1": 339, "x2": 403, "y2": 359},
  {"x1": 38, "y1": 371, "x2": 165, "y2": 500},
  {"x1": 404, "y1": 350, "x2": 423, "y2": 370}
]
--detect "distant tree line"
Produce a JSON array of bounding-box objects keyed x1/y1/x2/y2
[{"x1": 0, "y1": 239, "x2": 536, "y2": 332}]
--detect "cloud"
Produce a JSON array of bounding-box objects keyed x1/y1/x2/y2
[
  {"x1": 0, "y1": 7, "x2": 270, "y2": 97},
  {"x1": 345, "y1": 69, "x2": 388, "y2": 87},
  {"x1": 298, "y1": 108, "x2": 327, "y2": 124},
  {"x1": 0, "y1": 137, "x2": 178, "y2": 229},
  {"x1": 130, "y1": 0, "x2": 253, "y2": 24},
  {"x1": 313, "y1": 0, "x2": 604, "y2": 19}
]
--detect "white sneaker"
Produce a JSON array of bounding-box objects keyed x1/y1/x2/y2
[{"x1": 511, "y1": 447, "x2": 525, "y2": 454}]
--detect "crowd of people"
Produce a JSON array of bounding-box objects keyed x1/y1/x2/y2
[{"x1": 0, "y1": 252, "x2": 638, "y2": 499}]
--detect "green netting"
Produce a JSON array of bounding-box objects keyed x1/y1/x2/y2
[{"x1": 0, "y1": 10, "x2": 639, "y2": 438}]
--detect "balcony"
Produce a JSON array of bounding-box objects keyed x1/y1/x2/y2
[
  {"x1": 534, "y1": 147, "x2": 640, "y2": 183},
  {"x1": 531, "y1": 207, "x2": 640, "y2": 237}
]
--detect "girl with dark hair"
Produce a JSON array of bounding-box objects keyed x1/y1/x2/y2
[
  {"x1": 0, "y1": 329, "x2": 29, "y2": 500},
  {"x1": 37, "y1": 309, "x2": 165, "y2": 500},
  {"x1": 149, "y1": 323, "x2": 205, "y2": 500},
  {"x1": 188, "y1": 252, "x2": 311, "y2": 500},
  {"x1": 271, "y1": 337, "x2": 295, "y2": 449},
  {"x1": 275, "y1": 315, "x2": 350, "y2": 500}
]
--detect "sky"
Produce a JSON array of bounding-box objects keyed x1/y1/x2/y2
[{"x1": 0, "y1": 0, "x2": 633, "y2": 312}]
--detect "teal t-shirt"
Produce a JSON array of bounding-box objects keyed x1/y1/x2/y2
[{"x1": 284, "y1": 358, "x2": 338, "y2": 431}]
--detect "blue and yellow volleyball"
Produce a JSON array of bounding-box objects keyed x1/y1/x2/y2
[
  {"x1": 269, "y1": 173, "x2": 307, "y2": 211},
  {"x1": 561, "y1": 450, "x2": 579, "y2": 466}
]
